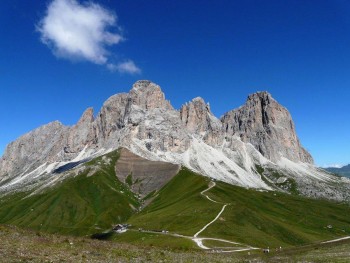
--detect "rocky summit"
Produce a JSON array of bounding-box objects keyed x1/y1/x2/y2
[
  {"x1": 221, "y1": 91, "x2": 313, "y2": 164},
  {"x1": 0, "y1": 80, "x2": 349, "y2": 201}
]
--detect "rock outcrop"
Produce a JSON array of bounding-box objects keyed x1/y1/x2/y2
[
  {"x1": 180, "y1": 97, "x2": 223, "y2": 146},
  {"x1": 0, "y1": 81, "x2": 314, "y2": 190},
  {"x1": 128, "y1": 80, "x2": 173, "y2": 111},
  {"x1": 64, "y1": 107, "x2": 96, "y2": 159},
  {"x1": 221, "y1": 91, "x2": 313, "y2": 163},
  {"x1": 0, "y1": 121, "x2": 68, "y2": 181},
  {"x1": 92, "y1": 80, "x2": 190, "y2": 153}
]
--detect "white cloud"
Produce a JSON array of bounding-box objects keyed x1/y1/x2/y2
[
  {"x1": 37, "y1": 0, "x2": 141, "y2": 74},
  {"x1": 107, "y1": 60, "x2": 141, "y2": 74},
  {"x1": 321, "y1": 164, "x2": 344, "y2": 168}
]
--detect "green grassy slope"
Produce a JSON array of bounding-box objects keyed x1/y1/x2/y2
[
  {"x1": 2, "y1": 223, "x2": 350, "y2": 262},
  {"x1": 110, "y1": 230, "x2": 196, "y2": 250},
  {"x1": 127, "y1": 168, "x2": 350, "y2": 248},
  {"x1": 128, "y1": 168, "x2": 222, "y2": 235},
  {"x1": 203, "y1": 181, "x2": 350, "y2": 247},
  {"x1": 0, "y1": 150, "x2": 139, "y2": 235},
  {"x1": 1, "y1": 154, "x2": 350, "y2": 250}
]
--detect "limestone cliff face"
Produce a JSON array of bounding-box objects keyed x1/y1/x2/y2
[
  {"x1": 221, "y1": 91, "x2": 313, "y2": 164},
  {"x1": 64, "y1": 107, "x2": 96, "y2": 159},
  {"x1": 128, "y1": 80, "x2": 173, "y2": 111},
  {"x1": 94, "y1": 92, "x2": 129, "y2": 146},
  {"x1": 0, "y1": 121, "x2": 68, "y2": 180},
  {"x1": 0, "y1": 82, "x2": 313, "y2": 182},
  {"x1": 180, "y1": 97, "x2": 223, "y2": 146},
  {"x1": 90, "y1": 80, "x2": 190, "y2": 153}
]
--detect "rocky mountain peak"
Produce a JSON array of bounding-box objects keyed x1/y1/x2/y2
[
  {"x1": 0, "y1": 80, "x2": 315, "y2": 191},
  {"x1": 64, "y1": 107, "x2": 96, "y2": 157},
  {"x1": 221, "y1": 92, "x2": 313, "y2": 164},
  {"x1": 189, "y1": 97, "x2": 211, "y2": 110},
  {"x1": 77, "y1": 107, "x2": 94, "y2": 125},
  {"x1": 180, "y1": 97, "x2": 222, "y2": 145},
  {"x1": 131, "y1": 80, "x2": 153, "y2": 91},
  {"x1": 0, "y1": 120, "x2": 68, "y2": 178},
  {"x1": 129, "y1": 80, "x2": 173, "y2": 110},
  {"x1": 247, "y1": 91, "x2": 273, "y2": 101},
  {"x1": 191, "y1": 96, "x2": 205, "y2": 103}
]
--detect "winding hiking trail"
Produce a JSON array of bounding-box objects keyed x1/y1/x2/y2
[
  {"x1": 135, "y1": 181, "x2": 350, "y2": 253},
  {"x1": 189, "y1": 181, "x2": 350, "y2": 252},
  {"x1": 193, "y1": 204, "x2": 228, "y2": 238},
  {"x1": 138, "y1": 181, "x2": 259, "y2": 253},
  {"x1": 199, "y1": 181, "x2": 221, "y2": 203},
  {"x1": 321, "y1": 236, "x2": 350, "y2": 244},
  {"x1": 190, "y1": 181, "x2": 258, "y2": 252}
]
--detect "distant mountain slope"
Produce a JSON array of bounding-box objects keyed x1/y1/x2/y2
[{"x1": 325, "y1": 164, "x2": 350, "y2": 178}]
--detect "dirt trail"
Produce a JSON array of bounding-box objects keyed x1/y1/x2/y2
[
  {"x1": 137, "y1": 181, "x2": 350, "y2": 253},
  {"x1": 190, "y1": 182, "x2": 258, "y2": 252},
  {"x1": 194, "y1": 204, "x2": 228, "y2": 238},
  {"x1": 321, "y1": 236, "x2": 350, "y2": 244},
  {"x1": 136, "y1": 181, "x2": 259, "y2": 253}
]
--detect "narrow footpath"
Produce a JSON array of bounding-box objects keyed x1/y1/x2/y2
[
  {"x1": 136, "y1": 181, "x2": 259, "y2": 253},
  {"x1": 136, "y1": 181, "x2": 350, "y2": 253},
  {"x1": 191, "y1": 181, "x2": 258, "y2": 252}
]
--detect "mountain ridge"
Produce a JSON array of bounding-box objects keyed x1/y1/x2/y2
[
  {"x1": 0, "y1": 80, "x2": 349, "y2": 202},
  {"x1": 325, "y1": 164, "x2": 350, "y2": 178}
]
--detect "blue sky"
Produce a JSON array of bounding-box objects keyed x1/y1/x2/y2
[{"x1": 1, "y1": 0, "x2": 349, "y2": 167}]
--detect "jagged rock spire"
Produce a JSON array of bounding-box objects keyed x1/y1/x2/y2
[{"x1": 180, "y1": 97, "x2": 222, "y2": 145}]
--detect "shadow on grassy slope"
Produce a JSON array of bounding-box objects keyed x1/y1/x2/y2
[
  {"x1": 0, "y1": 150, "x2": 139, "y2": 235},
  {"x1": 1, "y1": 154, "x2": 350, "y2": 251}
]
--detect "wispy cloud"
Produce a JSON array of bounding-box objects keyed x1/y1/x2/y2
[
  {"x1": 107, "y1": 60, "x2": 141, "y2": 74},
  {"x1": 321, "y1": 164, "x2": 344, "y2": 168},
  {"x1": 37, "y1": 0, "x2": 140, "y2": 73}
]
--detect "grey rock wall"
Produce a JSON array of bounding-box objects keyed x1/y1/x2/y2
[
  {"x1": 180, "y1": 97, "x2": 223, "y2": 146},
  {"x1": 0, "y1": 81, "x2": 313, "y2": 182},
  {"x1": 221, "y1": 91, "x2": 313, "y2": 164}
]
